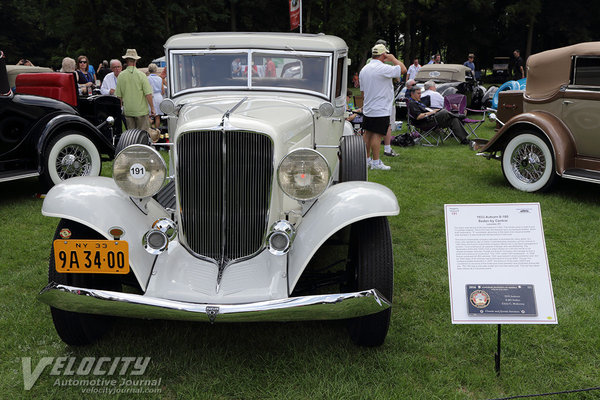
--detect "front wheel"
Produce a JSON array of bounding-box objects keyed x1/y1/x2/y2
[
  {"x1": 42, "y1": 131, "x2": 101, "y2": 188},
  {"x1": 501, "y1": 132, "x2": 555, "y2": 192},
  {"x1": 48, "y1": 219, "x2": 121, "y2": 345},
  {"x1": 346, "y1": 217, "x2": 394, "y2": 346}
]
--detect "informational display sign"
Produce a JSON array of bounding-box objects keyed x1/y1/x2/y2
[{"x1": 445, "y1": 203, "x2": 557, "y2": 324}]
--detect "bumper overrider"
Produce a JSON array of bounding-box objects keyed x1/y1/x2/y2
[{"x1": 38, "y1": 283, "x2": 391, "y2": 323}]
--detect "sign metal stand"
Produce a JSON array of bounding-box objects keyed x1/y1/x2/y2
[{"x1": 494, "y1": 324, "x2": 501, "y2": 376}]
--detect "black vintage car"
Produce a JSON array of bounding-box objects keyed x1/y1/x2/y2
[
  {"x1": 396, "y1": 64, "x2": 497, "y2": 119},
  {"x1": 0, "y1": 56, "x2": 121, "y2": 189}
]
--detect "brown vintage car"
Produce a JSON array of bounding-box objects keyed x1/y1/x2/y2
[{"x1": 476, "y1": 42, "x2": 600, "y2": 192}]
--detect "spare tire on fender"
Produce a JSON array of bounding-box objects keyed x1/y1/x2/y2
[{"x1": 115, "y1": 128, "x2": 151, "y2": 155}]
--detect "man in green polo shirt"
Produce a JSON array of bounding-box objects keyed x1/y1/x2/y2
[{"x1": 115, "y1": 48, "x2": 155, "y2": 132}]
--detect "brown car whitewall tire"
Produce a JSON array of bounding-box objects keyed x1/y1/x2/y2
[{"x1": 501, "y1": 132, "x2": 556, "y2": 192}]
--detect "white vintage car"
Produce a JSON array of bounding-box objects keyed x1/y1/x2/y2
[{"x1": 38, "y1": 32, "x2": 399, "y2": 347}]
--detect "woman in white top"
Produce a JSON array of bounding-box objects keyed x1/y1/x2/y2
[{"x1": 147, "y1": 63, "x2": 164, "y2": 128}]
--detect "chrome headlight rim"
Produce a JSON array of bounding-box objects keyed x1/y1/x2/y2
[
  {"x1": 276, "y1": 148, "x2": 331, "y2": 202},
  {"x1": 112, "y1": 144, "x2": 167, "y2": 198},
  {"x1": 142, "y1": 229, "x2": 169, "y2": 255}
]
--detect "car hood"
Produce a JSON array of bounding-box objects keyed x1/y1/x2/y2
[{"x1": 175, "y1": 96, "x2": 315, "y2": 142}]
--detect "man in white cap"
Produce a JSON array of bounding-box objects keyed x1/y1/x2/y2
[
  {"x1": 115, "y1": 49, "x2": 155, "y2": 131},
  {"x1": 359, "y1": 43, "x2": 406, "y2": 170}
]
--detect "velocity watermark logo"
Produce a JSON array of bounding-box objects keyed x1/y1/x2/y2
[{"x1": 22, "y1": 356, "x2": 160, "y2": 393}]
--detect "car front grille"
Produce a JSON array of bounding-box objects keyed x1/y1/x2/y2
[{"x1": 176, "y1": 130, "x2": 273, "y2": 262}]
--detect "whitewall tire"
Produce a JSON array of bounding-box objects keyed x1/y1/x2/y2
[
  {"x1": 43, "y1": 131, "x2": 101, "y2": 188},
  {"x1": 501, "y1": 132, "x2": 555, "y2": 192}
]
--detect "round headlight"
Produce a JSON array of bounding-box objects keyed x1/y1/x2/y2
[
  {"x1": 113, "y1": 145, "x2": 166, "y2": 198},
  {"x1": 277, "y1": 149, "x2": 331, "y2": 201}
]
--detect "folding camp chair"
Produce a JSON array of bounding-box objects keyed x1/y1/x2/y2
[
  {"x1": 443, "y1": 93, "x2": 487, "y2": 139},
  {"x1": 403, "y1": 97, "x2": 449, "y2": 147}
]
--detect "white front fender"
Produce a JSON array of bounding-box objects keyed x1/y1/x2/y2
[
  {"x1": 42, "y1": 177, "x2": 169, "y2": 290},
  {"x1": 288, "y1": 182, "x2": 399, "y2": 291}
]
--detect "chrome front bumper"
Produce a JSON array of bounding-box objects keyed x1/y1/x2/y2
[{"x1": 38, "y1": 282, "x2": 391, "y2": 323}]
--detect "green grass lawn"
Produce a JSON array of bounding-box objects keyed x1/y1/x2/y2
[{"x1": 2, "y1": 121, "x2": 600, "y2": 399}]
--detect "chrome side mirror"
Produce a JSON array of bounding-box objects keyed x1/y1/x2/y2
[
  {"x1": 317, "y1": 102, "x2": 334, "y2": 117},
  {"x1": 160, "y1": 98, "x2": 176, "y2": 115}
]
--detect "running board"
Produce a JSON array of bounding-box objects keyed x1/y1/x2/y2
[
  {"x1": 562, "y1": 169, "x2": 600, "y2": 184},
  {"x1": 0, "y1": 170, "x2": 39, "y2": 183}
]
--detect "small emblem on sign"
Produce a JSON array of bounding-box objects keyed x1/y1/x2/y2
[
  {"x1": 470, "y1": 290, "x2": 490, "y2": 309},
  {"x1": 59, "y1": 228, "x2": 72, "y2": 239}
]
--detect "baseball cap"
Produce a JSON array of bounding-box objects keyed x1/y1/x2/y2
[{"x1": 372, "y1": 44, "x2": 389, "y2": 56}]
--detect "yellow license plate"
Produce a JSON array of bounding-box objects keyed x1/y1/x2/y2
[{"x1": 53, "y1": 240, "x2": 129, "y2": 274}]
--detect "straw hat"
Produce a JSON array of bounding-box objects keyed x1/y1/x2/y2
[{"x1": 122, "y1": 49, "x2": 141, "y2": 60}]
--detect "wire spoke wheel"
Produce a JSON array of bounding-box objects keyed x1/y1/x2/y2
[
  {"x1": 55, "y1": 144, "x2": 93, "y2": 179},
  {"x1": 42, "y1": 131, "x2": 101, "y2": 188},
  {"x1": 501, "y1": 132, "x2": 555, "y2": 192},
  {"x1": 510, "y1": 142, "x2": 546, "y2": 183}
]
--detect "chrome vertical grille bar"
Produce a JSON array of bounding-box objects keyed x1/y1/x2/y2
[{"x1": 177, "y1": 130, "x2": 273, "y2": 261}]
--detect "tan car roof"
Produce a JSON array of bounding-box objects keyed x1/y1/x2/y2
[
  {"x1": 165, "y1": 32, "x2": 347, "y2": 52},
  {"x1": 7, "y1": 65, "x2": 53, "y2": 87},
  {"x1": 526, "y1": 42, "x2": 600, "y2": 100},
  {"x1": 415, "y1": 64, "x2": 470, "y2": 82}
]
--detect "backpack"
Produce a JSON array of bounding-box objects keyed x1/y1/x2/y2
[{"x1": 391, "y1": 133, "x2": 415, "y2": 147}]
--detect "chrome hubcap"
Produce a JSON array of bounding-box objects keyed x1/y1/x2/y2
[
  {"x1": 56, "y1": 144, "x2": 92, "y2": 179},
  {"x1": 510, "y1": 142, "x2": 545, "y2": 183}
]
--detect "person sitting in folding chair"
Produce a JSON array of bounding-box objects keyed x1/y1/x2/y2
[
  {"x1": 407, "y1": 87, "x2": 470, "y2": 145},
  {"x1": 421, "y1": 80, "x2": 445, "y2": 109}
]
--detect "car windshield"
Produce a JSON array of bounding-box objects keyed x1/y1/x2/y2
[{"x1": 170, "y1": 50, "x2": 331, "y2": 97}]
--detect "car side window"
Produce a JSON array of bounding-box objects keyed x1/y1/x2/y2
[{"x1": 571, "y1": 56, "x2": 600, "y2": 88}]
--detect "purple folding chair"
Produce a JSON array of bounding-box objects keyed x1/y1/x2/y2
[{"x1": 443, "y1": 93, "x2": 487, "y2": 139}]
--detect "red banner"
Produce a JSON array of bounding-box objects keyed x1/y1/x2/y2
[{"x1": 289, "y1": 0, "x2": 300, "y2": 31}]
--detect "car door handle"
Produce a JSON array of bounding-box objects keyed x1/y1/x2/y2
[{"x1": 563, "y1": 100, "x2": 573, "y2": 105}]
